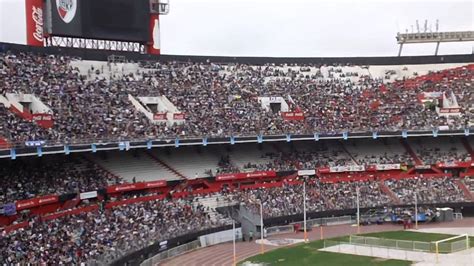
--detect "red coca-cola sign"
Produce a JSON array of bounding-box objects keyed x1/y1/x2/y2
[
  {"x1": 173, "y1": 113, "x2": 186, "y2": 120},
  {"x1": 153, "y1": 113, "x2": 167, "y2": 121},
  {"x1": 147, "y1": 14, "x2": 161, "y2": 55},
  {"x1": 281, "y1": 112, "x2": 305, "y2": 121},
  {"x1": 32, "y1": 113, "x2": 54, "y2": 128},
  {"x1": 25, "y1": 0, "x2": 44, "y2": 47}
]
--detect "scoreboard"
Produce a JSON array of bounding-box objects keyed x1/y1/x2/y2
[
  {"x1": 45, "y1": 0, "x2": 150, "y2": 42},
  {"x1": 25, "y1": 0, "x2": 168, "y2": 54}
]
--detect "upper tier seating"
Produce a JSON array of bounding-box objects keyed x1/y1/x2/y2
[
  {"x1": 89, "y1": 150, "x2": 182, "y2": 182},
  {"x1": 0, "y1": 51, "x2": 472, "y2": 148}
]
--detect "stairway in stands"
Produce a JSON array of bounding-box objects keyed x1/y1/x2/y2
[
  {"x1": 461, "y1": 138, "x2": 474, "y2": 159},
  {"x1": 81, "y1": 155, "x2": 122, "y2": 182},
  {"x1": 193, "y1": 194, "x2": 235, "y2": 224},
  {"x1": 339, "y1": 141, "x2": 359, "y2": 165},
  {"x1": 378, "y1": 181, "x2": 401, "y2": 205},
  {"x1": 146, "y1": 151, "x2": 188, "y2": 180},
  {"x1": 400, "y1": 140, "x2": 423, "y2": 165},
  {"x1": 61, "y1": 197, "x2": 81, "y2": 210},
  {"x1": 453, "y1": 179, "x2": 474, "y2": 201}
]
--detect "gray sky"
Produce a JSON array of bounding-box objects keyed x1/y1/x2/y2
[{"x1": 0, "y1": 0, "x2": 473, "y2": 56}]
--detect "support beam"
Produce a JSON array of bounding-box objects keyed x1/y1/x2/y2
[{"x1": 398, "y1": 43, "x2": 404, "y2": 57}]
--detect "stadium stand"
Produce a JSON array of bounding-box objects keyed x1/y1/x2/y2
[
  {"x1": 88, "y1": 150, "x2": 182, "y2": 183},
  {"x1": 385, "y1": 177, "x2": 468, "y2": 204},
  {"x1": 0, "y1": 198, "x2": 228, "y2": 264},
  {"x1": 0, "y1": 156, "x2": 120, "y2": 205},
  {"x1": 150, "y1": 146, "x2": 222, "y2": 179},
  {"x1": 0, "y1": 50, "x2": 472, "y2": 148},
  {"x1": 0, "y1": 47, "x2": 473, "y2": 266},
  {"x1": 409, "y1": 138, "x2": 471, "y2": 165}
]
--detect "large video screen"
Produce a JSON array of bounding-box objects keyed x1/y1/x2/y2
[{"x1": 46, "y1": 0, "x2": 150, "y2": 42}]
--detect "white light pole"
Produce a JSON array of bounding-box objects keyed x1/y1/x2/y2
[
  {"x1": 259, "y1": 200, "x2": 264, "y2": 254},
  {"x1": 414, "y1": 192, "x2": 418, "y2": 230},
  {"x1": 233, "y1": 220, "x2": 236, "y2": 265},
  {"x1": 303, "y1": 180, "x2": 308, "y2": 242},
  {"x1": 356, "y1": 186, "x2": 360, "y2": 234}
]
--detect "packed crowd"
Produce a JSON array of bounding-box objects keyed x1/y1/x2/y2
[
  {"x1": 0, "y1": 198, "x2": 227, "y2": 264},
  {"x1": 0, "y1": 174, "x2": 471, "y2": 264},
  {"x1": 384, "y1": 177, "x2": 468, "y2": 204},
  {"x1": 0, "y1": 51, "x2": 472, "y2": 146},
  {"x1": 224, "y1": 176, "x2": 470, "y2": 218},
  {"x1": 415, "y1": 148, "x2": 471, "y2": 165},
  {"x1": 223, "y1": 180, "x2": 392, "y2": 218},
  {"x1": 0, "y1": 156, "x2": 121, "y2": 205},
  {"x1": 463, "y1": 176, "x2": 474, "y2": 192}
]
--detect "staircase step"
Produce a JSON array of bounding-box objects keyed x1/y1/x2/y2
[
  {"x1": 400, "y1": 140, "x2": 423, "y2": 165},
  {"x1": 379, "y1": 181, "x2": 401, "y2": 205},
  {"x1": 461, "y1": 138, "x2": 474, "y2": 159},
  {"x1": 146, "y1": 151, "x2": 187, "y2": 180},
  {"x1": 454, "y1": 179, "x2": 474, "y2": 201}
]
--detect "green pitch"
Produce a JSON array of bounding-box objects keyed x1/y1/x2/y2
[
  {"x1": 239, "y1": 231, "x2": 473, "y2": 266},
  {"x1": 238, "y1": 238, "x2": 410, "y2": 266},
  {"x1": 360, "y1": 231, "x2": 472, "y2": 244},
  {"x1": 360, "y1": 231, "x2": 474, "y2": 248}
]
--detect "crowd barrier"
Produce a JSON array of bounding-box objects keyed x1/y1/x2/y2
[
  {"x1": 140, "y1": 240, "x2": 201, "y2": 266},
  {"x1": 266, "y1": 225, "x2": 295, "y2": 236}
]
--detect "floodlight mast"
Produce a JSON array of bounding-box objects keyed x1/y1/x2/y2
[
  {"x1": 396, "y1": 31, "x2": 474, "y2": 56},
  {"x1": 396, "y1": 20, "x2": 474, "y2": 56}
]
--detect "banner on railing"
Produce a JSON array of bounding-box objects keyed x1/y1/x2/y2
[
  {"x1": 25, "y1": 140, "x2": 46, "y2": 147},
  {"x1": 153, "y1": 113, "x2": 167, "y2": 121},
  {"x1": 318, "y1": 167, "x2": 330, "y2": 174},
  {"x1": 15, "y1": 195, "x2": 58, "y2": 211},
  {"x1": 298, "y1": 169, "x2": 316, "y2": 176},
  {"x1": 106, "y1": 180, "x2": 167, "y2": 193},
  {"x1": 216, "y1": 171, "x2": 277, "y2": 181},
  {"x1": 173, "y1": 113, "x2": 186, "y2": 120},
  {"x1": 374, "y1": 164, "x2": 401, "y2": 171},
  {"x1": 438, "y1": 108, "x2": 461, "y2": 114},
  {"x1": 32, "y1": 113, "x2": 54, "y2": 128},
  {"x1": 329, "y1": 165, "x2": 365, "y2": 173},
  {"x1": 80, "y1": 191, "x2": 98, "y2": 200},
  {"x1": 436, "y1": 161, "x2": 473, "y2": 168},
  {"x1": 281, "y1": 112, "x2": 305, "y2": 121},
  {"x1": 414, "y1": 165, "x2": 432, "y2": 170}
]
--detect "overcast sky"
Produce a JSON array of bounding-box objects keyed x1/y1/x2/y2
[{"x1": 0, "y1": 0, "x2": 472, "y2": 56}]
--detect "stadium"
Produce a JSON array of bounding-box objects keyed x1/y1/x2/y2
[{"x1": 0, "y1": 0, "x2": 474, "y2": 265}]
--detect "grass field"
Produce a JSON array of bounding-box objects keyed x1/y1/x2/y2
[
  {"x1": 239, "y1": 230, "x2": 473, "y2": 266},
  {"x1": 359, "y1": 231, "x2": 474, "y2": 250},
  {"x1": 360, "y1": 231, "x2": 474, "y2": 245},
  {"x1": 239, "y1": 238, "x2": 410, "y2": 266}
]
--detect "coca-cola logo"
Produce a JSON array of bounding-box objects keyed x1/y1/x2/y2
[
  {"x1": 173, "y1": 113, "x2": 185, "y2": 120},
  {"x1": 114, "y1": 185, "x2": 136, "y2": 192},
  {"x1": 17, "y1": 200, "x2": 35, "y2": 208},
  {"x1": 146, "y1": 181, "x2": 165, "y2": 187},
  {"x1": 38, "y1": 197, "x2": 57, "y2": 204},
  {"x1": 56, "y1": 0, "x2": 77, "y2": 24},
  {"x1": 31, "y1": 6, "x2": 44, "y2": 42}
]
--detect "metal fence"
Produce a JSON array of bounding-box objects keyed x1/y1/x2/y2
[
  {"x1": 266, "y1": 225, "x2": 295, "y2": 236},
  {"x1": 140, "y1": 240, "x2": 201, "y2": 266},
  {"x1": 348, "y1": 235, "x2": 468, "y2": 254},
  {"x1": 323, "y1": 237, "x2": 470, "y2": 264},
  {"x1": 291, "y1": 215, "x2": 354, "y2": 228}
]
